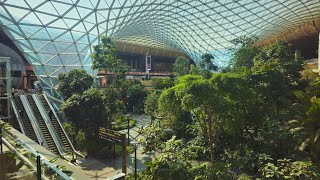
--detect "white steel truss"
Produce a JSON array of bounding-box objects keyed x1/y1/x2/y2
[{"x1": 0, "y1": 0, "x2": 319, "y2": 96}]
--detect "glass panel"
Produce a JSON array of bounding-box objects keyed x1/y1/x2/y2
[
  {"x1": 1, "y1": 0, "x2": 320, "y2": 97},
  {"x1": 45, "y1": 56, "x2": 62, "y2": 66}
]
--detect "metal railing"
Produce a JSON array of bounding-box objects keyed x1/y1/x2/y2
[
  {"x1": 1, "y1": 124, "x2": 72, "y2": 180},
  {"x1": 19, "y1": 94, "x2": 48, "y2": 148},
  {"x1": 10, "y1": 97, "x2": 26, "y2": 135},
  {"x1": 32, "y1": 94, "x2": 65, "y2": 156},
  {"x1": 16, "y1": 138, "x2": 72, "y2": 180},
  {"x1": 42, "y1": 93, "x2": 82, "y2": 157}
]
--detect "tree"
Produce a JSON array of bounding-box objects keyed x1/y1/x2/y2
[
  {"x1": 139, "y1": 136, "x2": 194, "y2": 180},
  {"x1": 60, "y1": 88, "x2": 106, "y2": 139},
  {"x1": 189, "y1": 53, "x2": 218, "y2": 78},
  {"x1": 173, "y1": 56, "x2": 190, "y2": 77},
  {"x1": 199, "y1": 53, "x2": 218, "y2": 72},
  {"x1": 127, "y1": 81, "x2": 147, "y2": 112},
  {"x1": 253, "y1": 41, "x2": 303, "y2": 87},
  {"x1": 159, "y1": 73, "x2": 251, "y2": 162},
  {"x1": 151, "y1": 78, "x2": 174, "y2": 90},
  {"x1": 140, "y1": 125, "x2": 166, "y2": 152},
  {"x1": 228, "y1": 36, "x2": 259, "y2": 70},
  {"x1": 57, "y1": 69, "x2": 93, "y2": 99},
  {"x1": 91, "y1": 36, "x2": 117, "y2": 70},
  {"x1": 91, "y1": 36, "x2": 129, "y2": 85},
  {"x1": 144, "y1": 90, "x2": 161, "y2": 120},
  {"x1": 101, "y1": 86, "x2": 125, "y2": 127}
]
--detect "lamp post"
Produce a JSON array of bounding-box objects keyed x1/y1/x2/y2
[
  {"x1": 126, "y1": 95, "x2": 130, "y2": 112},
  {"x1": 126, "y1": 114, "x2": 131, "y2": 145},
  {"x1": 131, "y1": 141, "x2": 139, "y2": 180}
]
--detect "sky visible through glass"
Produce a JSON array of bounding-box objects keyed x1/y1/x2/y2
[{"x1": 0, "y1": 0, "x2": 319, "y2": 95}]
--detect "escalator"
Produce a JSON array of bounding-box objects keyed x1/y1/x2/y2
[
  {"x1": 39, "y1": 95, "x2": 73, "y2": 152},
  {"x1": 14, "y1": 96, "x2": 38, "y2": 143},
  {"x1": 27, "y1": 95, "x2": 59, "y2": 154}
]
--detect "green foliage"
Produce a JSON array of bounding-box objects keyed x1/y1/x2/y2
[
  {"x1": 60, "y1": 88, "x2": 106, "y2": 138},
  {"x1": 135, "y1": 40, "x2": 320, "y2": 180},
  {"x1": 139, "y1": 136, "x2": 194, "y2": 180},
  {"x1": 189, "y1": 53, "x2": 218, "y2": 78},
  {"x1": 257, "y1": 120, "x2": 295, "y2": 159},
  {"x1": 199, "y1": 53, "x2": 218, "y2": 72},
  {"x1": 254, "y1": 41, "x2": 303, "y2": 86},
  {"x1": 160, "y1": 73, "x2": 251, "y2": 161},
  {"x1": 91, "y1": 35, "x2": 129, "y2": 83},
  {"x1": 158, "y1": 82, "x2": 193, "y2": 139},
  {"x1": 229, "y1": 36, "x2": 258, "y2": 70},
  {"x1": 75, "y1": 130, "x2": 86, "y2": 148},
  {"x1": 57, "y1": 69, "x2": 93, "y2": 99},
  {"x1": 63, "y1": 122, "x2": 77, "y2": 138},
  {"x1": 127, "y1": 81, "x2": 147, "y2": 112},
  {"x1": 101, "y1": 86, "x2": 125, "y2": 126},
  {"x1": 186, "y1": 134, "x2": 210, "y2": 160},
  {"x1": 261, "y1": 159, "x2": 320, "y2": 179},
  {"x1": 85, "y1": 139, "x2": 105, "y2": 155},
  {"x1": 91, "y1": 36, "x2": 117, "y2": 70},
  {"x1": 63, "y1": 122, "x2": 86, "y2": 149},
  {"x1": 144, "y1": 90, "x2": 161, "y2": 119},
  {"x1": 140, "y1": 125, "x2": 166, "y2": 152},
  {"x1": 189, "y1": 64, "x2": 204, "y2": 76},
  {"x1": 126, "y1": 145, "x2": 134, "y2": 154},
  {"x1": 112, "y1": 114, "x2": 136, "y2": 130},
  {"x1": 151, "y1": 78, "x2": 174, "y2": 90},
  {"x1": 173, "y1": 56, "x2": 190, "y2": 77},
  {"x1": 290, "y1": 91, "x2": 320, "y2": 163}
]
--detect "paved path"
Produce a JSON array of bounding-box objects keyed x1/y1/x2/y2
[
  {"x1": 119, "y1": 114, "x2": 151, "y2": 143},
  {"x1": 79, "y1": 114, "x2": 158, "y2": 178},
  {"x1": 4, "y1": 114, "x2": 157, "y2": 179}
]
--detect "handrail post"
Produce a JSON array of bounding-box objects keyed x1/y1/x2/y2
[{"x1": 37, "y1": 155, "x2": 41, "y2": 180}]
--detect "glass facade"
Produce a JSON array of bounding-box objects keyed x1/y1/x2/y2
[{"x1": 0, "y1": 0, "x2": 319, "y2": 95}]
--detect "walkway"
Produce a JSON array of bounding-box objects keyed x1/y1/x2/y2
[
  {"x1": 118, "y1": 114, "x2": 151, "y2": 143},
  {"x1": 4, "y1": 114, "x2": 157, "y2": 179}
]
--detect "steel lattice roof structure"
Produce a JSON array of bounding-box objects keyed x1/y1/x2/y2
[{"x1": 0, "y1": 0, "x2": 320, "y2": 96}]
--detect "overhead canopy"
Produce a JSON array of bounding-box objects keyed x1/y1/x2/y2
[{"x1": 0, "y1": 0, "x2": 319, "y2": 95}]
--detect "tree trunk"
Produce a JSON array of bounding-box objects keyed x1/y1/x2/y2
[
  {"x1": 208, "y1": 124, "x2": 215, "y2": 163},
  {"x1": 207, "y1": 113, "x2": 214, "y2": 162}
]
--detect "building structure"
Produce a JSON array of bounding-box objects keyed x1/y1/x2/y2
[{"x1": 0, "y1": 1, "x2": 319, "y2": 96}]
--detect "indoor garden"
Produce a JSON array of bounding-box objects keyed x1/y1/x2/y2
[{"x1": 58, "y1": 36, "x2": 320, "y2": 179}]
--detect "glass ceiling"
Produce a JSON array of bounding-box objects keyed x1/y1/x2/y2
[{"x1": 0, "y1": 0, "x2": 320, "y2": 96}]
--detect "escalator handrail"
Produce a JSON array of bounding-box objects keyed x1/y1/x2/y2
[
  {"x1": 32, "y1": 94, "x2": 65, "y2": 156},
  {"x1": 43, "y1": 93, "x2": 80, "y2": 156},
  {"x1": 43, "y1": 91, "x2": 63, "y2": 116},
  {"x1": 19, "y1": 95, "x2": 48, "y2": 148},
  {"x1": 10, "y1": 97, "x2": 26, "y2": 135},
  {"x1": 43, "y1": 91, "x2": 64, "y2": 104}
]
